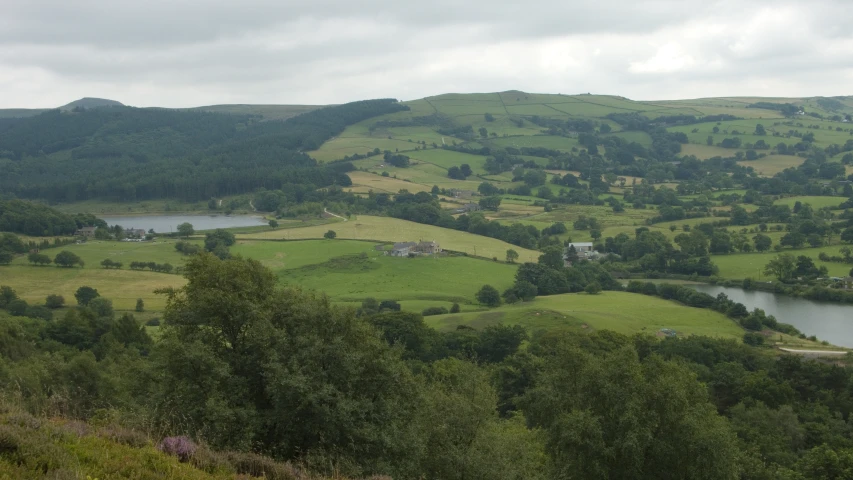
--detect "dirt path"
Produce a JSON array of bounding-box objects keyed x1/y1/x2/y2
[
  {"x1": 324, "y1": 208, "x2": 347, "y2": 221},
  {"x1": 778, "y1": 348, "x2": 848, "y2": 358}
]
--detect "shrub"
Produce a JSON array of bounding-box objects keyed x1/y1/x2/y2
[
  {"x1": 25, "y1": 305, "x2": 53, "y2": 321},
  {"x1": 145, "y1": 318, "x2": 161, "y2": 327},
  {"x1": 476, "y1": 284, "x2": 501, "y2": 307},
  {"x1": 45, "y1": 294, "x2": 65, "y2": 309},
  {"x1": 324, "y1": 230, "x2": 337, "y2": 239},
  {"x1": 135, "y1": 298, "x2": 145, "y2": 312},
  {"x1": 7, "y1": 299, "x2": 28, "y2": 316},
  {"x1": 585, "y1": 282, "x2": 602, "y2": 295},
  {"x1": 450, "y1": 303, "x2": 461, "y2": 313},
  {"x1": 422, "y1": 306, "x2": 449, "y2": 316},
  {"x1": 224, "y1": 451, "x2": 300, "y2": 480},
  {"x1": 743, "y1": 332, "x2": 765, "y2": 346},
  {"x1": 99, "y1": 426, "x2": 150, "y2": 448},
  {"x1": 158, "y1": 435, "x2": 197, "y2": 462}
]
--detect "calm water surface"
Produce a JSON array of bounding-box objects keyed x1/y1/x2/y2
[
  {"x1": 690, "y1": 284, "x2": 853, "y2": 347},
  {"x1": 99, "y1": 215, "x2": 266, "y2": 233}
]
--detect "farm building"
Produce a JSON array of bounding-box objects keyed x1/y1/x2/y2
[
  {"x1": 390, "y1": 242, "x2": 417, "y2": 257},
  {"x1": 414, "y1": 240, "x2": 441, "y2": 254},
  {"x1": 75, "y1": 226, "x2": 97, "y2": 238},
  {"x1": 453, "y1": 203, "x2": 480, "y2": 214},
  {"x1": 564, "y1": 242, "x2": 599, "y2": 266},
  {"x1": 388, "y1": 240, "x2": 442, "y2": 256},
  {"x1": 126, "y1": 228, "x2": 147, "y2": 238}
]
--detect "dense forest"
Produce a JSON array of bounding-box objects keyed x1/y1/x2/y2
[
  {"x1": 0, "y1": 199, "x2": 104, "y2": 236},
  {"x1": 3, "y1": 253, "x2": 853, "y2": 479},
  {"x1": 0, "y1": 99, "x2": 407, "y2": 202}
]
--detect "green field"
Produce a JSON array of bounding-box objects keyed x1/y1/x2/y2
[
  {"x1": 279, "y1": 247, "x2": 517, "y2": 305},
  {"x1": 237, "y1": 215, "x2": 542, "y2": 262},
  {"x1": 1, "y1": 264, "x2": 185, "y2": 311},
  {"x1": 712, "y1": 246, "x2": 853, "y2": 280},
  {"x1": 737, "y1": 155, "x2": 805, "y2": 176},
  {"x1": 773, "y1": 195, "x2": 847, "y2": 209},
  {"x1": 424, "y1": 291, "x2": 745, "y2": 340}
]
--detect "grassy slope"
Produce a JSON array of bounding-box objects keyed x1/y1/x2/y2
[
  {"x1": 237, "y1": 215, "x2": 542, "y2": 263},
  {"x1": 0, "y1": 405, "x2": 345, "y2": 479},
  {"x1": 425, "y1": 291, "x2": 745, "y2": 340},
  {"x1": 278, "y1": 247, "x2": 517, "y2": 304}
]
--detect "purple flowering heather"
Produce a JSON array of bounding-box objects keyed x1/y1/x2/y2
[{"x1": 157, "y1": 435, "x2": 197, "y2": 462}]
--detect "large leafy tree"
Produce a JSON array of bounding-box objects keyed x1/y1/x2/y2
[
  {"x1": 155, "y1": 253, "x2": 420, "y2": 472},
  {"x1": 521, "y1": 339, "x2": 740, "y2": 479}
]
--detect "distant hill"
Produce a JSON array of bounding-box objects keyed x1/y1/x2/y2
[
  {"x1": 0, "y1": 99, "x2": 408, "y2": 203},
  {"x1": 59, "y1": 97, "x2": 124, "y2": 111},
  {"x1": 0, "y1": 108, "x2": 48, "y2": 119},
  {"x1": 191, "y1": 104, "x2": 324, "y2": 121}
]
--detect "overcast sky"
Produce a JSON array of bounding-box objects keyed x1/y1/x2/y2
[{"x1": 2, "y1": 0, "x2": 852, "y2": 108}]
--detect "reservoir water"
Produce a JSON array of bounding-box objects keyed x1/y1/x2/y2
[
  {"x1": 689, "y1": 284, "x2": 853, "y2": 348},
  {"x1": 99, "y1": 215, "x2": 267, "y2": 233}
]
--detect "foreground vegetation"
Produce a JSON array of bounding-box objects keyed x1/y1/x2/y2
[{"x1": 3, "y1": 254, "x2": 853, "y2": 479}]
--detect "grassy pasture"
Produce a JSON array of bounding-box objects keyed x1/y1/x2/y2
[
  {"x1": 346, "y1": 171, "x2": 433, "y2": 194},
  {"x1": 11, "y1": 239, "x2": 190, "y2": 270},
  {"x1": 237, "y1": 215, "x2": 541, "y2": 262},
  {"x1": 279, "y1": 250, "x2": 517, "y2": 304},
  {"x1": 712, "y1": 246, "x2": 853, "y2": 280},
  {"x1": 773, "y1": 195, "x2": 847, "y2": 209},
  {"x1": 1, "y1": 264, "x2": 184, "y2": 311},
  {"x1": 680, "y1": 144, "x2": 743, "y2": 159},
  {"x1": 425, "y1": 291, "x2": 744, "y2": 340},
  {"x1": 491, "y1": 135, "x2": 579, "y2": 150},
  {"x1": 737, "y1": 155, "x2": 805, "y2": 176}
]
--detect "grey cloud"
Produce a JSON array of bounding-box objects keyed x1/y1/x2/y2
[{"x1": 0, "y1": 0, "x2": 851, "y2": 107}]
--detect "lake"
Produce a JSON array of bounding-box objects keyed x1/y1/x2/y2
[
  {"x1": 99, "y1": 215, "x2": 267, "y2": 233},
  {"x1": 690, "y1": 284, "x2": 853, "y2": 347}
]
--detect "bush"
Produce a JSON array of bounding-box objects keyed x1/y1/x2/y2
[
  {"x1": 7, "y1": 299, "x2": 28, "y2": 316},
  {"x1": 585, "y1": 282, "x2": 602, "y2": 295},
  {"x1": 145, "y1": 318, "x2": 161, "y2": 327},
  {"x1": 324, "y1": 230, "x2": 337, "y2": 239},
  {"x1": 225, "y1": 451, "x2": 300, "y2": 480},
  {"x1": 158, "y1": 435, "x2": 197, "y2": 462},
  {"x1": 743, "y1": 332, "x2": 765, "y2": 346},
  {"x1": 99, "y1": 426, "x2": 150, "y2": 448},
  {"x1": 450, "y1": 303, "x2": 461, "y2": 313},
  {"x1": 135, "y1": 298, "x2": 145, "y2": 312},
  {"x1": 422, "y1": 306, "x2": 449, "y2": 316},
  {"x1": 25, "y1": 305, "x2": 53, "y2": 321},
  {"x1": 476, "y1": 284, "x2": 501, "y2": 307},
  {"x1": 45, "y1": 294, "x2": 65, "y2": 309}
]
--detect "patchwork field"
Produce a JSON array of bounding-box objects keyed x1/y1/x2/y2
[
  {"x1": 1, "y1": 264, "x2": 185, "y2": 311},
  {"x1": 712, "y1": 246, "x2": 853, "y2": 280},
  {"x1": 279, "y1": 248, "x2": 517, "y2": 305},
  {"x1": 425, "y1": 291, "x2": 745, "y2": 340},
  {"x1": 738, "y1": 155, "x2": 806, "y2": 176},
  {"x1": 773, "y1": 195, "x2": 847, "y2": 209},
  {"x1": 237, "y1": 215, "x2": 542, "y2": 262}
]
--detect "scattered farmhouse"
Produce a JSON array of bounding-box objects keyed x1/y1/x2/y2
[
  {"x1": 564, "y1": 242, "x2": 599, "y2": 266},
  {"x1": 390, "y1": 242, "x2": 417, "y2": 257},
  {"x1": 125, "y1": 228, "x2": 147, "y2": 238},
  {"x1": 75, "y1": 226, "x2": 97, "y2": 238},
  {"x1": 388, "y1": 240, "x2": 442, "y2": 257},
  {"x1": 453, "y1": 203, "x2": 481, "y2": 214}
]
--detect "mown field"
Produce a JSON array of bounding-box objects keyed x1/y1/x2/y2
[
  {"x1": 424, "y1": 291, "x2": 745, "y2": 340},
  {"x1": 237, "y1": 215, "x2": 542, "y2": 262},
  {"x1": 712, "y1": 247, "x2": 853, "y2": 280},
  {"x1": 279, "y1": 247, "x2": 517, "y2": 306}
]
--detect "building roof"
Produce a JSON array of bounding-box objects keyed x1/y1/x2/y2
[
  {"x1": 568, "y1": 242, "x2": 594, "y2": 247},
  {"x1": 392, "y1": 242, "x2": 417, "y2": 250},
  {"x1": 418, "y1": 240, "x2": 438, "y2": 246}
]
